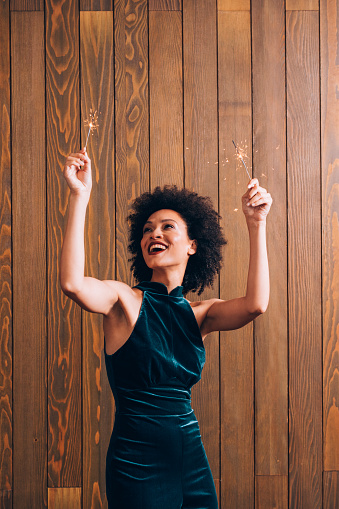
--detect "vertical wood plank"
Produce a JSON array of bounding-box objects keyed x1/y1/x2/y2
[
  {"x1": 46, "y1": 0, "x2": 81, "y2": 487},
  {"x1": 323, "y1": 471, "x2": 339, "y2": 509},
  {"x1": 286, "y1": 0, "x2": 319, "y2": 9},
  {"x1": 10, "y1": 0, "x2": 43, "y2": 11},
  {"x1": 0, "y1": 0, "x2": 12, "y2": 495},
  {"x1": 321, "y1": 0, "x2": 339, "y2": 472},
  {"x1": 149, "y1": 11, "x2": 183, "y2": 187},
  {"x1": 218, "y1": 0, "x2": 250, "y2": 9},
  {"x1": 183, "y1": 0, "x2": 220, "y2": 502},
  {"x1": 48, "y1": 487, "x2": 81, "y2": 508},
  {"x1": 80, "y1": 11, "x2": 115, "y2": 509},
  {"x1": 149, "y1": 0, "x2": 182, "y2": 9},
  {"x1": 252, "y1": 0, "x2": 288, "y2": 476},
  {"x1": 80, "y1": 0, "x2": 113, "y2": 11},
  {"x1": 218, "y1": 11, "x2": 253, "y2": 509},
  {"x1": 255, "y1": 476, "x2": 288, "y2": 509},
  {"x1": 0, "y1": 491, "x2": 11, "y2": 509},
  {"x1": 183, "y1": 0, "x2": 218, "y2": 199},
  {"x1": 286, "y1": 11, "x2": 322, "y2": 509},
  {"x1": 11, "y1": 11, "x2": 47, "y2": 508},
  {"x1": 115, "y1": 0, "x2": 149, "y2": 286}
]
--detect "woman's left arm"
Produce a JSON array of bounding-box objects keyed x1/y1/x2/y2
[
  {"x1": 242, "y1": 177, "x2": 272, "y2": 314},
  {"x1": 201, "y1": 178, "x2": 273, "y2": 334}
]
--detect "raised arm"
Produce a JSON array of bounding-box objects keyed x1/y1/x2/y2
[
  {"x1": 60, "y1": 148, "x2": 119, "y2": 314},
  {"x1": 201, "y1": 178, "x2": 272, "y2": 334}
]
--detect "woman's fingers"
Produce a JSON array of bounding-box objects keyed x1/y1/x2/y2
[
  {"x1": 64, "y1": 151, "x2": 89, "y2": 171},
  {"x1": 243, "y1": 180, "x2": 270, "y2": 204},
  {"x1": 67, "y1": 157, "x2": 84, "y2": 167},
  {"x1": 247, "y1": 191, "x2": 272, "y2": 207},
  {"x1": 247, "y1": 186, "x2": 266, "y2": 200},
  {"x1": 244, "y1": 179, "x2": 267, "y2": 203},
  {"x1": 62, "y1": 149, "x2": 92, "y2": 195},
  {"x1": 247, "y1": 178, "x2": 259, "y2": 189}
]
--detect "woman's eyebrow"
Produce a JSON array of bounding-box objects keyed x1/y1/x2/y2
[{"x1": 144, "y1": 219, "x2": 178, "y2": 225}]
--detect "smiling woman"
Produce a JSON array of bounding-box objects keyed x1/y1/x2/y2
[
  {"x1": 127, "y1": 185, "x2": 227, "y2": 295},
  {"x1": 60, "y1": 150, "x2": 272, "y2": 509}
]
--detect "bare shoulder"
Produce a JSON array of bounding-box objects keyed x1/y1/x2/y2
[
  {"x1": 104, "y1": 280, "x2": 143, "y2": 312},
  {"x1": 185, "y1": 297, "x2": 221, "y2": 339},
  {"x1": 103, "y1": 281, "x2": 144, "y2": 355},
  {"x1": 186, "y1": 297, "x2": 220, "y2": 311}
]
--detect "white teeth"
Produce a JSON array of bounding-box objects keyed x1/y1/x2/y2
[{"x1": 149, "y1": 244, "x2": 167, "y2": 253}]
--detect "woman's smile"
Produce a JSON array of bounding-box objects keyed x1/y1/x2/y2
[
  {"x1": 148, "y1": 241, "x2": 168, "y2": 255},
  {"x1": 140, "y1": 209, "x2": 197, "y2": 269}
]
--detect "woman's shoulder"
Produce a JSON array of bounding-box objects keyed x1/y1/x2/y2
[
  {"x1": 103, "y1": 281, "x2": 144, "y2": 336},
  {"x1": 102, "y1": 279, "x2": 143, "y2": 310},
  {"x1": 185, "y1": 296, "x2": 220, "y2": 309},
  {"x1": 103, "y1": 279, "x2": 141, "y2": 295},
  {"x1": 185, "y1": 297, "x2": 220, "y2": 330}
]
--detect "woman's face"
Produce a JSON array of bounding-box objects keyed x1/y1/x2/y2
[{"x1": 140, "y1": 209, "x2": 197, "y2": 272}]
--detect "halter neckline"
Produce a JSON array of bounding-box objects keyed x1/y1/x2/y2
[{"x1": 133, "y1": 281, "x2": 184, "y2": 297}]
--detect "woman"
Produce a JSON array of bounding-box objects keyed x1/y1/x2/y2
[{"x1": 60, "y1": 147, "x2": 272, "y2": 508}]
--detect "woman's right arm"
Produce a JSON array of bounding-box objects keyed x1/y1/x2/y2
[{"x1": 60, "y1": 148, "x2": 119, "y2": 315}]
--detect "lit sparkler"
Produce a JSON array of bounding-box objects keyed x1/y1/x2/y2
[
  {"x1": 232, "y1": 140, "x2": 251, "y2": 180},
  {"x1": 84, "y1": 109, "x2": 99, "y2": 150}
]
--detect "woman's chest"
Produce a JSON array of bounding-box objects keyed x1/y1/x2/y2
[{"x1": 103, "y1": 293, "x2": 210, "y2": 355}]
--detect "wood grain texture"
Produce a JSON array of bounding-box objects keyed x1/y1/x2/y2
[
  {"x1": 183, "y1": 0, "x2": 220, "y2": 502},
  {"x1": 11, "y1": 11, "x2": 47, "y2": 508},
  {"x1": 218, "y1": 11, "x2": 253, "y2": 508},
  {"x1": 80, "y1": 11, "x2": 115, "y2": 508},
  {"x1": 45, "y1": 0, "x2": 81, "y2": 487},
  {"x1": 149, "y1": 0, "x2": 182, "y2": 9},
  {"x1": 251, "y1": 0, "x2": 288, "y2": 476},
  {"x1": 183, "y1": 0, "x2": 219, "y2": 199},
  {"x1": 255, "y1": 475, "x2": 288, "y2": 509},
  {"x1": 3, "y1": 3, "x2": 337, "y2": 507},
  {"x1": 149, "y1": 11, "x2": 183, "y2": 187},
  {"x1": 10, "y1": 0, "x2": 43, "y2": 11},
  {"x1": 323, "y1": 471, "x2": 339, "y2": 509},
  {"x1": 0, "y1": 491, "x2": 11, "y2": 509},
  {"x1": 218, "y1": 0, "x2": 250, "y2": 10},
  {"x1": 286, "y1": 0, "x2": 319, "y2": 9},
  {"x1": 321, "y1": 0, "x2": 339, "y2": 472},
  {"x1": 0, "y1": 0, "x2": 12, "y2": 494},
  {"x1": 115, "y1": 0, "x2": 149, "y2": 286},
  {"x1": 48, "y1": 487, "x2": 81, "y2": 508},
  {"x1": 286, "y1": 11, "x2": 322, "y2": 509},
  {"x1": 80, "y1": 0, "x2": 113, "y2": 10}
]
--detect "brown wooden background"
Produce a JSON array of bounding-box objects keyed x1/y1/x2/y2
[{"x1": 0, "y1": 0, "x2": 338, "y2": 507}]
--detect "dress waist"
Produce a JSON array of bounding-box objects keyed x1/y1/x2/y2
[{"x1": 113, "y1": 386, "x2": 193, "y2": 416}]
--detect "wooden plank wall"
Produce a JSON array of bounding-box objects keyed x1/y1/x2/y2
[{"x1": 0, "y1": 0, "x2": 338, "y2": 507}]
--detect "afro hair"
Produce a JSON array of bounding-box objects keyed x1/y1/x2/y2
[{"x1": 127, "y1": 185, "x2": 227, "y2": 296}]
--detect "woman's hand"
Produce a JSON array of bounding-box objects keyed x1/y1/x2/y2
[
  {"x1": 242, "y1": 178, "x2": 272, "y2": 224},
  {"x1": 63, "y1": 148, "x2": 92, "y2": 197}
]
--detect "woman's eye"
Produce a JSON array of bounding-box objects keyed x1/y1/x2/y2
[{"x1": 143, "y1": 224, "x2": 174, "y2": 234}]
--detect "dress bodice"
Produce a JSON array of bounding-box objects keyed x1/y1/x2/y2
[{"x1": 104, "y1": 281, "x2": 205, "y2": 414}]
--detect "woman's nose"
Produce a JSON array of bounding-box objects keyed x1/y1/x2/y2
[{"x1": 151, "y1": 228, "x2": 162, "y2": 238}]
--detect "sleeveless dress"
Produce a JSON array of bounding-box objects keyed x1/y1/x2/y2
[{"x1": 104, "y1": 281, "x2": 218, "y2": 509}]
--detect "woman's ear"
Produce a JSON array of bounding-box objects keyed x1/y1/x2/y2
[{"x1": 188, "y1": 239, "x2": 197, "y2": 256}]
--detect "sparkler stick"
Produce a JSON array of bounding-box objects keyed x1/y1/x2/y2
[
  {"x1": 232, "y1": 140, "x2": 251, "y2": 180},
  {"x1": 84, "y1": 109, "x2": 99, "y2": 151}
]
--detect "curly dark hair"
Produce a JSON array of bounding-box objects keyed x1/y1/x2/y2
[{"x1": 127, "y1": 185, "x2": 227, "y2": 295}]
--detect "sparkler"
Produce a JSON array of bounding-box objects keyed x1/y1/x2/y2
[
  {"x1": 84, "y1": 109, "x2": 99, "y2": 151},
  {"x1": 232, "y1": 140, "x2": 251, "y2": 180}
]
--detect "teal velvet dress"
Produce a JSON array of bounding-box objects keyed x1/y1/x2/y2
[{"x1": 104, "y1": 281, "x2": 218, "y2": 509}]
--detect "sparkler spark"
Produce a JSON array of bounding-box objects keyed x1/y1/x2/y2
[
  {"x1": 84, "y1": 109, "x2": 99, "y2": 150},
  {"x1": 232, "y1": 140, "x2": 251, "y2": 180}
]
